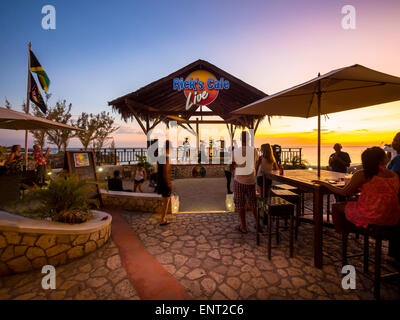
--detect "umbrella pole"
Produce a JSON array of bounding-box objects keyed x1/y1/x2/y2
[
  {"x1": 317, "y1": 74, "x2": 321, "y2": 178},
  {"x1": 25, "y1": 42, "x2": 32, "y2": 170}
]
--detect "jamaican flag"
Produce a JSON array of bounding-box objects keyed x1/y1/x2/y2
[
  {"x1": 29, "y1": 72, "x2": 47, "y2": 114},
  {"x1": 30, "y1": 50, "x2": 50, "y2": 92}
]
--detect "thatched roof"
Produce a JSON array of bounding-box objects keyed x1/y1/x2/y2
[{"x1": 108, "y1": 59, "x2": 267, "y2": 129}]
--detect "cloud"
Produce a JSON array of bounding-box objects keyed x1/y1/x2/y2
[{"x1": 355, "y1": 129, "x2": 368, "y2": 132}]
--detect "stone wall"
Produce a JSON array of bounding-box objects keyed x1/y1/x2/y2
[
  {"x1": 101, "y1": 190, "x2": 171, "y2": 213},
  {"x1": 171, "y1": 164, "x2": 226, "y2": 179},
  {"x1": 0, "y1": 210, "x2": 111, "y2": 276}
]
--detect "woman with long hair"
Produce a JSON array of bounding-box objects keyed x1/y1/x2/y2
[
  {"x1": 157, "y1": 140, "x2": 173, "y2": 225},
  {"x1": 314, "y1": 147, "x2": 400, "y2": 231},
  {"x1": 256, "y1": 143, "x2": 278, "y2": 196}
]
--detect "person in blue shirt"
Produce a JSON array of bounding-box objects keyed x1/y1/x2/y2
[
  {"x1": 387, "y1": 132, "x2": 400, "y2": 264},
  {"x1": 388, "y1": 132, "x2": 400, "y2": 172}
]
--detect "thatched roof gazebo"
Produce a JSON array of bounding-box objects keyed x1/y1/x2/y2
[{"x1": 108, "y1": 59, "x2": 268, "y2": 142}]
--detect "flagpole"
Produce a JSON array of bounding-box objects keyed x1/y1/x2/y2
[{"x1": 25, "y1": 42, "x2": 32, "y2": 169}]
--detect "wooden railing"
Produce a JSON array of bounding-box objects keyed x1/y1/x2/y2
[
  {"x1": 90, "y1": 148, "x2": 147, "y2": 165},
  {"x1": 92, "y1": 146, "x2": 302, "y2": 166},
  {"x1": 280, "y1": 148, "x2": 302, "y2": 165}
]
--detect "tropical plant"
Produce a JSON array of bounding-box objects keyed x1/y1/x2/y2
[
  {"x1": 46, "y1": 99, "x2": 74, "y2": 152},
  {"x1": 283, "y1": 156, "x2": 309, "y2": 170},
  {"x1": 136, "y1": 155, "x2": 152, "y2": 173},
  {"x1": 6, "y1": 173, "x2": 99, "y2": 223}
]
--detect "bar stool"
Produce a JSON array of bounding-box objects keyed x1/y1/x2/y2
[
  {"x1": 256, "y1": 196, "x2": 295, "y2": 260},
  {"x1": 341, "y1": 220, "x2": 400, "y2": 300},
  {"x1": 270, "y1": 188, "x2": 301, "y2": 240}
]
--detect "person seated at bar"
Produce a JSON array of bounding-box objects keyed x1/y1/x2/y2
[
  {"x1": 386, "y1": 132, "x2": 400, "y2": 263},
  {"x1": 108, "y1": 170, "x2": 124, "y2": 191},
  {"x1": 329, "y1": 143, "x2": 351, "y2": 173},
  {"x1": 387, "y1": 132, "x2": 400, "y2": 176},
  {"x1": 133, "y1": 163, "x2": 146, "y2": 192},
  {"x1": 5, "y1": 145, "x2": 24, "y2": 172},
  {"x1": 313, "y1": 147, "x2": 400, "y2": 233},
  {"x1": 33, "y1": 144, "x2": 50, "y2": 185},
  {"x1": 6, "y1": 145, "x2": 23, "y2": 164},
  {"x1": 256, "y1": 143, "x2": 278, "y2": 196}
]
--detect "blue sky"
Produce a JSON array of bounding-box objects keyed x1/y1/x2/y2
[{"x1": 1, "y1": 0, "x2": 400, "y2": 148}]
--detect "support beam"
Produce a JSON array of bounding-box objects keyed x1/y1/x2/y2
[
  {"x1": 178, "y1": 122, "x2": 196, "y2": 136},
  {"x1": 185, "y1": 120, "x2": 233, "y2": 124},
  {"x1": 254, "y1": 118, "x2": 262, "y2": 134},
  {"x1": 149, "y1": 115, "x2": 168, "y2": 131},
  {"x1": 126, "y1": 104, "x2": 147, "y2": 135}
]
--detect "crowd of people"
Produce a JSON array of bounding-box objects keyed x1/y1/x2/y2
[
  {"x1": 1, "y1": 144, "x2": 50, "y2": 185},
  {"x1": 104, "y1": 131, "x2": 400, "y2": 245},
  {"x1": 221, "y1": 132, "x2": 400, "y2": 241}
]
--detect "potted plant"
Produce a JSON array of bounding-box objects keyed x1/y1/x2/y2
[{"x1": 3, "y1": 172, "x2": 100, "y2": 224}]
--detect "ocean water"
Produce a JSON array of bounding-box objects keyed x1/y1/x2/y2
[
  {"x1": 294, "y1": 145, "x2": 373, "y2": 166},
  {"x1": 48, "y1": 145, "x2": 377, "y2": 166}
]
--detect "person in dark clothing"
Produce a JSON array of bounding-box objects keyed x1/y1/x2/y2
[
  {"x1": 329, "y1": 143, "x2": 351, "y2": 173},
  {"x1": 157, "y1": 140, "x2": 174, "y2": 225},
  {"x1": 224, "y1": 147, "x2": 234, "y2": 194},
  {"x1": 329, "y1": 143, "x2": 351, "y2": 203},
  {"x1": 108, "y1": 170, "x2": 124, "y2": 191}
]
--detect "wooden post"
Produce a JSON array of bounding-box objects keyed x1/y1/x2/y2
[
  {"x1": 146, "y1": 115, "x2": 150, "y2": 149},
  {"x1": 196, "y1": 117, "x2": 200, "y2": 153},
  {"x1": 25, "y1": 42, "x2": 32, "y2": 169},
  {"x1": 317, "y1": 73, "x2": 321, "y2": 178}
]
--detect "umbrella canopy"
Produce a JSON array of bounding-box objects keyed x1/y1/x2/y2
[
  {"x1": 0, "y1": 107, "x2": 82, "y2": 131},
  {"x1": 234, "y1": 64, "x2": 400, "y2": 176},
  {"x1": 234, "y1": 64, "x2": 400, "y2": 117}
]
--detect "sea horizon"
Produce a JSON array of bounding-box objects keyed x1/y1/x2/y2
[{"x1": 38, "y1": 144, "x2": 376, "y2": 166}]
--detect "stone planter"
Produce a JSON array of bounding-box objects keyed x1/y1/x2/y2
[
  {"x1": 101, "y1": 190, "x2": 171, "y2": 213},
  {"x1": 0, "y1": 210, "x2": 111, "y2": 276}
]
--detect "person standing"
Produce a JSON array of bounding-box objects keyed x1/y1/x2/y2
[
  {"x1": 256, "y1": 144, "x2": 278, "y2": 196},
  {"x1": 133, "y1": 163, "x2": 146, "y2": 192},
  {"x1": 224, "y1": 147, "x2": 234, "y2": 194},
  {"x1": 387, "y1": 132, "x2": 400, "y2": 173},
  {"x1": 329, "y1": 143, "x2": 351, "y2": 173},
  {"x1": 33, "y1": 144, "x2": 50, "y2": 186},
  {"x1": 182, "y1": 137, "x2": 190, "y2": 163},
  {"x1": 157, "y1": 140, "x2": 173, "y2": 226},
  {"x1": 233, "y1": 131, "x2": 258, "y2": 234}
]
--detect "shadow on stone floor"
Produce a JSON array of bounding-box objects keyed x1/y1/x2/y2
[{"x1": 122, "y1": 210, "x2": 400, "y2": 300}]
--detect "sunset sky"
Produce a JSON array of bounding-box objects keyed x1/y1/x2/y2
[{"x1": 1, "y1": 0, "x2": 399, "y2": 148}]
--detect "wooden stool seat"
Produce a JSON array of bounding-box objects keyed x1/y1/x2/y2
[
  {"x1": 271, "y1": 189, "x2": 301, "y2": 240},
  {"x1": 256, "y1": 196, "x2": 295, "y2": 260},
  {"x1": 341, "y1": 221, "x2": 400, "y2": 300}
]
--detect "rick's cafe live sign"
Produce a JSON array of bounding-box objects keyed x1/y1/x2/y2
[{"x1": 173, "y1": 70, "x2": 230, "y2": 110}]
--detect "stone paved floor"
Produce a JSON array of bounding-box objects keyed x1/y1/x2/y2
[
  {"x1": 122, "y1": 210, "x2": 400, "y2": 300},
  {"x1": 0, "y1": 240, "x2": 139, "y2": 300}
]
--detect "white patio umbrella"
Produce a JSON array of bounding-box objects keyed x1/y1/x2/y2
[{"x1": 233, "y1": 64, "x2": 400, "y2": 177}]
